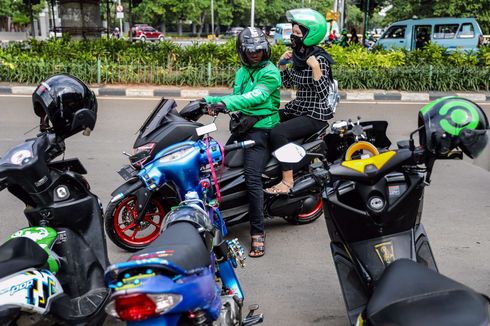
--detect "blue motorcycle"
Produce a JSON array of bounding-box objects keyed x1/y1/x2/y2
[{"x1": 104, "y1": 123, "x2": 263, "y2": 325}]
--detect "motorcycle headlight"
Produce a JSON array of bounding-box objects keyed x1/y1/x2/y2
[
  {"x1": 159, "y1": 146, "x2": 195, "y2": 163},
  {"x1": 10, "y1": 149, "x2": 33, "y2": 165}
]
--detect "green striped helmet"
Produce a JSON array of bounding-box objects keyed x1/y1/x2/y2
[{"x1": 286, "y1": 8, "x2": 327, "y2": 46}]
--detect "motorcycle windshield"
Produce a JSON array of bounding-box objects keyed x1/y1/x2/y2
[{"x1": 138, "y1": 98, "x2": 177, "y2": 138}]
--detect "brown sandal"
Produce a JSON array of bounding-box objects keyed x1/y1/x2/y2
[
  {"x1": 249, "y1": 234, "x2": 266, "y2": 258},
  {"x1": 264, "y1": 180, "x2": 293, "y2": 195}
]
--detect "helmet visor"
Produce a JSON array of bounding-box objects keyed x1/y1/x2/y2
[
  {"x1": 460, "y1": 129, "x2": 489, "y2": 159},
  {"x1": 34, "y1": 82, "x2": 56, "y2": 113}
]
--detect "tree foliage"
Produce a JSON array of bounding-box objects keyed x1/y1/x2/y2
[{"x1": 383, "y1": 0, "x2": 490, "y2": 34}]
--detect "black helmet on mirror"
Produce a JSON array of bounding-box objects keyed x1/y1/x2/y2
[
  {"x1": 32, "y1": 74, "x2": 97, "y2": 139},
  {"x1": 418, "y1": 96, "x2": 489, "y2": 159},
  {"x1": 236, "y1": 27, "x2": 271, "y2": 68}
]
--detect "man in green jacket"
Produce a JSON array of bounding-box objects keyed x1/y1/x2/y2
[{"x1": 205, "y1": 27, "x2": 281, "y2": 257}]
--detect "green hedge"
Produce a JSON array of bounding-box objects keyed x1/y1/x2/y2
[{"x1": 1, "y1": 38, "x2": 489, "y2": 91}]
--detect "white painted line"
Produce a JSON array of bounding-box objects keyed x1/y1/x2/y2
[
  {"x1": 126, "y1": 89, "x2": 154, "y2": 97},
  {"x1": 1, "y1": 95, "x2": 489, "y2": 106},
  {"x1": 455, "y1": 93, "x2": 487, "y2": 102},
  {"x1": 346, "y1": 92, "x2": 374, "y2": 101},
  {"x1": 400, "y1": 92, "x2": 430, "y2": 101},
  {"x1": 181, "y1": 89, "x2": 209, "y2": 98},
  {"x1": 11, "y1": 86, "x2": 36, "y2": 95}
]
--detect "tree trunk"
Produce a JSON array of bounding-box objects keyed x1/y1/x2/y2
[
  {"x1": 197, "y1": 11, "x2": 206, "y2": 37},
  {"x1": 177, "y1": 19, "x2": 182, "y2": 36}
]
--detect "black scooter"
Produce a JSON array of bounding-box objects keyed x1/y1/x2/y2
[
  {"x1": 0, "y1": 130, "x2": 110, "y2": 324},
  {"x1": 276, "y1": 132, "x2": 489, "y2": 325},
  {"x1": 104, "y1": 98, "x2": 391, "y2": 251}
]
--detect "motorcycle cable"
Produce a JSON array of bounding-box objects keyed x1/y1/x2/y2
[{"x1": 205, "y1": 136, "x2": 225, "y2": 205}]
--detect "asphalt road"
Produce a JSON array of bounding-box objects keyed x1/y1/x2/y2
[{"x1": 1, "y1": 95, "x2": 490, "y2": 325}]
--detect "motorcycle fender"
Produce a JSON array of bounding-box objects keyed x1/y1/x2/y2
[
  {"x1": 0, "y1": 269, "x2": 63, "y2": 314},
  {"x1": 110, "y1": 178, "x2": 140, "y2": 197}
]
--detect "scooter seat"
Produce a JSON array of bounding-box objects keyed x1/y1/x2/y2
[
  {"x1": 367, "y1": 259, "x2": 489, "y2": 326},
  {"x1": 0, "y1": 237, "x2": 48, "y2": 279},
  {"x1": 130, "y1": 222, "x2": 211, "y2": 272}
]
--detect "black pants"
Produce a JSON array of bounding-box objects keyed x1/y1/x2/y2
[
  {"x1": 227, "y1": 128, "x2": 270, "y2": 235},
  {"x1": 270, "y1": 110, "x2": 327, "y2": 170}
]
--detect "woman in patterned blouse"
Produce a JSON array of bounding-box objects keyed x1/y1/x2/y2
[{"x1": 265, "y1": 8, "x2": 337, "y2": 194}]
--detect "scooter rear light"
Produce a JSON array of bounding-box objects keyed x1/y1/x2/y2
[{"x1": 105, "y1": 293, "x2": 182, "y2": 321}]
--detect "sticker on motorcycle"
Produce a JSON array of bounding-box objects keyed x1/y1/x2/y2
[
  {"x1": 0, "y1": 269, "x2": 63, "y2": 313},
  {"x1": 374, "y1": 241, "x2": 395, "y2": 266}
]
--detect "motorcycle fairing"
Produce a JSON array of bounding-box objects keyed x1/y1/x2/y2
[
  {"x1": 9, "y1": 227, "x2": 59, "y2": 273},
  {"x1": 0, "y1": 237, "x2": 49, "y2": 279},
  {"x1": 329, "y1": 149, "x2": 413, "y2": 184},
  {"x1": 367, "y1": 259, "x2": 490, "y2": 326},
  {"x1": 330, "y1": 225, "x2": 437, "y2": 326},
  {"x1": 348, "y1": 230, "x2": 415, "y2": 282},
  {"x1": 0, "y1": 268, "x2": 63, "y2": 314},
  {"x1": 106, "y1": 261, "x2": 221, "y2": 322}
]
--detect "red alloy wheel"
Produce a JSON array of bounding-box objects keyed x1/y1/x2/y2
[
  {"x1": 297, "y1": 198, "x2": 323, "y2": 219},
  {"x1": 113, "y1": 196, "x2": 166, "y2": 246}
]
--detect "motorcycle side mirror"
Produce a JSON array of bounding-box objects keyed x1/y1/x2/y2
[
  {"x1": 273, "y1": 143, "x2": 306, "y2": 163},
  {"x1": 180, "y1": 100, "x2": 205, "y2": 121}
]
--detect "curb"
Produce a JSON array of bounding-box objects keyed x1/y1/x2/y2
[{"x1": 1, "y1": 85, "x2": 490, "y2": 102}]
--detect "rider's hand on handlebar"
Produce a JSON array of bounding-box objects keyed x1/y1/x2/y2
[{"x1": 207, "y1": 102, "x2": 228, "y2": 116}]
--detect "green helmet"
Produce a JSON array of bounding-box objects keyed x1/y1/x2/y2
[
  {"x1": 286, "y1": 8, "x2": 327, "y2": 46},
  {"x1": 418, "y1": 96, "x2": 489, "y2": 158}
]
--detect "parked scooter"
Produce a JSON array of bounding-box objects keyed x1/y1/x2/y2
[
  {"x1": 104, "y1": 123, "x2": 263, "y2": 325},
  {"x1": 0, "y1": 74, "x2": 110, "y2": 324},
  {"x1": 105, "y1": 98, "x2": 392, "y2": 251},
  {"x1": 277, "y1": 96, "x2": 490, "y2": 325}
]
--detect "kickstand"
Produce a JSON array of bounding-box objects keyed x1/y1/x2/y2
[{"x1": 242, "y1": 304, "x2": 264, "y2": 326}]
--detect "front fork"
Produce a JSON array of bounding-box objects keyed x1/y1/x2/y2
[{"x1": 214, "y1": 239, "x2": 263, "y2": 326}]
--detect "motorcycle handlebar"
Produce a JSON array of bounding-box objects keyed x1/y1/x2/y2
[
  {"x1": 224, "y1": 140, "x2": 255, "y2": 154},
  {"x1": 110, "y1": 179, "x2": 144, "y2": 203}
]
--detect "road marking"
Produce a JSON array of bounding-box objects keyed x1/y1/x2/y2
[{"x1": 1, "y1": 94, "x2": 489, "y2": 107}]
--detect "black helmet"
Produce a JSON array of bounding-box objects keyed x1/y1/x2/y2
[
  {"x1": 418, "y1": 96, "x2": 489, "y2": 158},
  {"x1": 32, "y1": 74, "x2": 97, "y2": 139},
  {"x1": 236, "y1": 27, "x2": 271, "y2": 67},
  {"x1": 161, "y1": 204, "x2": 215, "y2": 250}
]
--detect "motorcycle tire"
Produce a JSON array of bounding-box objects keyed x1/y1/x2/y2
[{"x1": 104, "y1": 194, "x2": 168, "y2": 252}]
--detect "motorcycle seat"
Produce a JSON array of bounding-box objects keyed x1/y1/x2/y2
[
  {"x1": 130, "y1": 222, "x2": 211, "y2": 272},
  {"x1": 224, "y1": 139, "x2": 322, "y2": 169},
  {"x1": 367, "y1": 259, "x2": 489, "y2": 326},
  {"x1": 0, "y1": 237, "x2": 48, "y2": 279}
]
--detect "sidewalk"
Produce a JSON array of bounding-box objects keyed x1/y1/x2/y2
[{"x1": 1, "y1": 84, "x2": 489, "y2": 102}]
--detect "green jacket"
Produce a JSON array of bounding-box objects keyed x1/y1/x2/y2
[{"x1": 205, "y1": 61, "x2": 281, "y2": 129}]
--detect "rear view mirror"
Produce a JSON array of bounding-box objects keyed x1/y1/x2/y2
[{"x1": 273, "y1": 143, "x2": 306, "y2": 163}]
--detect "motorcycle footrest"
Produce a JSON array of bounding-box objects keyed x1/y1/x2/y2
[{"x1": 242, "y1": 314, "x2": 264, "y2": 326}]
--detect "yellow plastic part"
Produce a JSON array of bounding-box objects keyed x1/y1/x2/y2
[
  {"x1": 345, "y1": 141, "x2": 379, "y2": 161},
  {"x1": 341, "y1": 151, "x2": 396, "y2": 174}
]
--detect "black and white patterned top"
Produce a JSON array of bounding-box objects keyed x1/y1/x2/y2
[{"x1": 281, "y1": 55, "x2": 335, "y2": 122}]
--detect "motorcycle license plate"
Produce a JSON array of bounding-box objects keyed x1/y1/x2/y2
[{"x1": 117, "y1": 165, "x2": 137, "y2": 181}]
